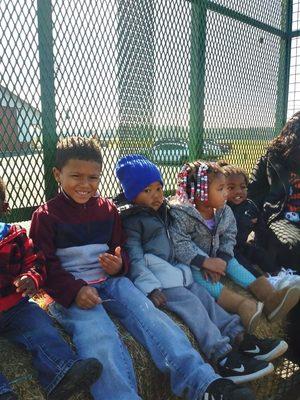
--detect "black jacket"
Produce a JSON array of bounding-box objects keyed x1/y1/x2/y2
[
  {"x1": 228, "y1": 199, "x2": 274, "y2": 274},
  {"x1": 248, "y1": 152, "x2": 290, "y2": 225},
  {"x1": 228, "y1": 199, "x2": 259, "y2": 248}
]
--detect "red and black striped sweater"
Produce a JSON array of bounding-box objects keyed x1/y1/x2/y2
[{"x1": 0, "y1": 224, "x2": 46, "y2": 311}]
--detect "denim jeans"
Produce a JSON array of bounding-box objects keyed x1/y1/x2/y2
[
  {"x1": 0, "y1": 373, "x2": 12, "y2": 396},
  {"x1": 163, "y1": 283, "x2": 244, "y2": 361},
  {"x1": 49, "y1": 277, "x2": 220, "y2": 400},
  {"x1": 192, "y1": 257, "x2": 257, "y2": 299},
  {"x1": 0, "y1": 299, "x2": 80, "y2": 395}
]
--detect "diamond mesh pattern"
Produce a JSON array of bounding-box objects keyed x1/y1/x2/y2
[
  {"x1": 0, "y1": 0, "x2": 292, "y2": 227},
  {"x1": 210, "y1": 0, "x2": 285, "y2": 30},
  {"x1": 0, "y1": 0, "x2": 44, "y2": 221}
]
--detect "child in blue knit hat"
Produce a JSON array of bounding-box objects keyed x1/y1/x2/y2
[{"x1": 115, "y1": 155, "x2": 287, "y2": 393}]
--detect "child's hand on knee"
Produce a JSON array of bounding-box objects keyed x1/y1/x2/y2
[
  {"x1": 75, "y1": 286, "x2": 101, "y2": 309},
  {"x1": 14, "y1": 275, "x2": 37, "y2": 297},
  {"x1": 202, "y1": 270, "x2": 222, "y2": 283},
  {"x1": 202, "y1": 257, "x2": 227, "y2": 275},
  {"x1": 99, "y1": 246, "x2": 123, "y2": 275},
  {"x1": 148, "y1": 289, "x2": 167, "y2": 308}
]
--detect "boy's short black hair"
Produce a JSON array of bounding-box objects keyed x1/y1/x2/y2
[
  {"x1": 221, "y1": 163, "x2": 249, "y2": 186},
  {"x1": 55, "y1": 136, "x2": 103, "y2": 169}
]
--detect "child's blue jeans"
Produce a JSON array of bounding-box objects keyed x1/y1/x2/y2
[
  {"x1": 0, "y1": 298, "x2": 80, "y2": 396},
  {"x1": 162, "y1": 283, "x2": 244, "y2": 361},
  {"x1": 192, "y1": 257, "x2": 257, "y2": 299},
  {"x1": 49, "y1": 276, "x2": 221, "y2": 400}
]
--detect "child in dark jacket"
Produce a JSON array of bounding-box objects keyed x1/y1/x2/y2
[
  {"x1": 115, "y1": 154, "x2": 288, "y2": 389},
  {"x1": 222, "y1": 163, "x2": 276, "y2": 276},
  {"x1": 0, "y1": 178, "x2": 101, "y2": 400},
  {"x1": 30, "y1": 137, "x2": 259, "y2": 400},
  {"x1": 170, "y1": 161, "x2": 300, "y2": 326}
]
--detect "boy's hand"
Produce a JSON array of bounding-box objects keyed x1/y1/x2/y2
[
  {"x1": 75, "y1": 286, "x2": 101, "y2": 309},
  {"x1": 99, "y1": 246, "x2": 123, "y2": 275},
  {"x1": 148, "y1": 289, "x2": 167, "y2": 308},
  {"x1": 14, "y1": 276, "x2": 37, "y2": 297},
  {"x1": 202, "y1": 257, "x2": 227, "y2": 275}
]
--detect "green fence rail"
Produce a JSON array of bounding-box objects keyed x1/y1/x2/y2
[{"x1": 0, "y1": 0, "x2": 295, "y2": 224}]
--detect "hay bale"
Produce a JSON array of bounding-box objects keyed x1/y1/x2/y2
[{"x1": 1, "y1": 289, "x2": 299, "y2": 399}]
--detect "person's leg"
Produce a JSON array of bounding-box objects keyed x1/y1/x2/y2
[
  {"x1": 101, "y1": 277, "x2": 220, "y2": 400},
  {"x1": 226, "y1": 258, "x2": 256, "y2": 288},
  {"x1": 192, "y1": 266, "x2": 262, "y2": 332},
  {"x1": 188, "y1": 283, "x2": 244, "y2": 343},
  {"x1": 49, "y1": 299, "x2": 140, "y2": 400},
  {"x1": 2, "y1": 300, "x2": 83, "y2": 394},
  {"x1": 191, "y1": 268, "x2": 224, "y2": 299},
  {"x1": 0, "y1": 373, "x2": 12, "y2": 396},
  {"x1": 162, "y1": 286, "x2": 233, "y2": 361}
]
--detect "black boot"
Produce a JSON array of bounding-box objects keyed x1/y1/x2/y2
[
  {"x1": 203, "y1": 378, "x2": 256, "y2": 400},
  {"x1": 48, "y1": 358, "x2": 102, "y2": 400}
]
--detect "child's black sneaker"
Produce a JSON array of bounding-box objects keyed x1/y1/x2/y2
[
  {"x1": 202, "y1": 378, "x2": 255, "y2": 400},
  {"x1": 217, "y1": 350, "x2": 273, "y2": 384},
  {"x1": 239, "y1": 333, "x2": 288, "y2": 362},
  {"x1": 48, "y1": 358, "x2": 102, "y2": 400},
  {"x1": 0, "y1": 393, "x2": 18, "y2": 400}
]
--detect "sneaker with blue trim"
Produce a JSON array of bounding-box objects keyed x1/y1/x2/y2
[{"x1": 268, "y1": 268, "x2": 300, "y2": 290}]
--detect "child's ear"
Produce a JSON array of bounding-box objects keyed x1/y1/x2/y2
[{"x1": 53, "y1": 167, "x2": 61, "y2": 184}]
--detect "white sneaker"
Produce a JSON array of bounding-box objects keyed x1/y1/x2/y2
[{"x1": 268, "y1": 268, "x2": 300, "y2": 290}]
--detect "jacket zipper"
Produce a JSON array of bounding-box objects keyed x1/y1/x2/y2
[
  {"x1": 268, "y1": 159, "x2": 288, "y2": 223},
  {"x1": 194, "y1": 208, "x2": 224, "y2": 257}
]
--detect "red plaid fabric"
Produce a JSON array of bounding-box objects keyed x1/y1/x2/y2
[
  {"x1": 0, "y1": 224, "x2": 46, "y2": 311},
  {"x1": 286, "y1": 172, "x2": 300, "y2": 213}
]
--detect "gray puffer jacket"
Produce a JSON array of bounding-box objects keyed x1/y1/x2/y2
[
  {"x1": 169, "y1": 203, "x2": 237, "y2": 268},
  {"x1": 116, "y1": 195, "x2": 193, "y2": 295}
]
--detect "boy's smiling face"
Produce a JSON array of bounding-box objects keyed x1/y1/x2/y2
[
  {"x1": 53, "y1": 158, "x2": 101, "y2": 204},
  {"x1": 226, "y1": 174, "x2": 247, "y2": 205},
  {"x1": 133, "y1": 181, "x2": 164, "y2": 211}
]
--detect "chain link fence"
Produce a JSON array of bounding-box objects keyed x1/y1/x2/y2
[
  {"x1": 0, "y1": 0, "x2": 293, "y2": 223},
  {"x1": 1, "y1": 1, "x2": 300, "y2": 398}
]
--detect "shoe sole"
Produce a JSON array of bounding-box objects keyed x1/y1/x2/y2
[
  {"x1": 254, "y1": 340, "x2": 288, "y2": 362},
  {"x1": 248, "y1": 301, "x2": 264, "y2": 334},
  {"x1": 267, "y1": 286, "x2": 300, "y2": 322},
  {"x1": 49, "y1": 360, "x2": 102, "y2": 400},
  {"x1": 226, "y1": 362, "x2": 274, "y2": 384}
]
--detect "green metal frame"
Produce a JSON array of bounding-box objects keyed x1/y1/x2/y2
[
  {"x1": 37, "y1": 0, "x2": 57, "y2": 201},
  {"x1": 188, "y1": 0, "x2": 293, "y2": 161},
  {"x1": 188, "y1": 0, "x2": 207, "y2": 160},
  {"x1": 4, "y1": 0, "x2": 295, "y2": 222}
]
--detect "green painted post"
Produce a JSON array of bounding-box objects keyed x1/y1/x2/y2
[
  {"x1": 275, "y1": 0, "x2": 293, "y2": 134},
  {"x1": 189, "y1": 0, "x2": 207, "y2": 160},
  {"x1": 37, "y1": 0, "x2": 57, "y2": 201}
]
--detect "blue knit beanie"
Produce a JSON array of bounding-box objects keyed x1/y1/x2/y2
[{"x1": 115, "y1": 155, "x2": 163, "y2": 201}]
